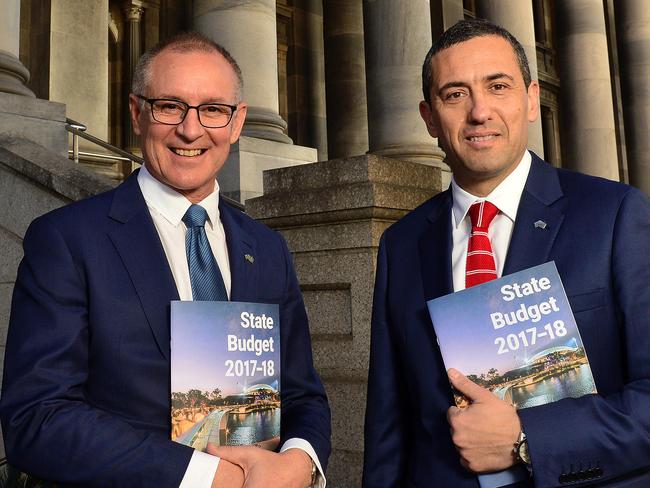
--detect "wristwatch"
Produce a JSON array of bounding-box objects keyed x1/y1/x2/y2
[
  {"x1": 513, "y1": 430, "x2": 531, "y2": 466},
  {"x1": 309, "y1": 459, "x2": 318, "y2": 487}
]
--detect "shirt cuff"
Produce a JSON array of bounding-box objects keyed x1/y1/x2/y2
[
  {"x1": 280, "y1": 438, "x2": 326, "y2": 488},
  {"x1": 179, "y1": 450, "x2": 220, "y2": 488}
]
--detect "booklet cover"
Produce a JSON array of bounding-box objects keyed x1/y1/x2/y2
[
  {"x1": 427, "y1": 261, "x2": 596, "y2": 409},
  {"x1": 171, "y1": 301, "x2": 281, "y2": 452}
]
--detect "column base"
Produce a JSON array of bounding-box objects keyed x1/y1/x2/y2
[
  {"x1": 0, "y1": 92, "x2": 67, "y2": 157},
  {"x1": 0, "y1": 50, "x2": 35, "y2": 97},
  {"x1": 242, "y1": 107, "x2": 293, "y2": 144},
  {"x1": 219, "y1": 135, "x2": 317, "y2": 204},
  {"x1": 370, "y1": 143, "x2": 446, "y2": 165}
]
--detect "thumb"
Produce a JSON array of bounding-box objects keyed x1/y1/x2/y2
[
  {"x1": 448, "y1": 368, "x2": 492, "y2": 403},
  {"x1": 208, "y1": 444, "x2": 251, "y2": 466}
]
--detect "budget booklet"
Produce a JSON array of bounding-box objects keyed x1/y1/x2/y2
[
  {"x1": 171, "y1": 301, "x2": 281, "y2": 451},
  {"x1": 427, "y1": 261, "x2": 596, "y2": 409}
]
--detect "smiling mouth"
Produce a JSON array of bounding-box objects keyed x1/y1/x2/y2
[
  {"x1": 467, "y1": 134, "x2": 498, "y2": 142},
  {"x1": 172, "y1": 148, "x2": 206, "y2": 157}
]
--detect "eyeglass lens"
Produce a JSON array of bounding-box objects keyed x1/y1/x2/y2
[{"x1": 151, "y1": 100, "x2": 234, "y2": 128}]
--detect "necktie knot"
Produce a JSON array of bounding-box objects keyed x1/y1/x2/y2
[
  {"x1": 465, "y1": 200, "x2": 499, "y2": 288},
  {"x1": 468, "y1": 201, "x2": 499, "y2": 230},
  {"x1": 183, "y1": 204, "x2": 208, "y2": 228}
]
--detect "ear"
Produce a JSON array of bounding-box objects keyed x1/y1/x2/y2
[
  {"x1": 526, "y1": 80, "x2": 540, "y2": 123},
  {"x1": 419, "y1": 100, "x2": 439, "y2": 138},
  {"x1": 128, "y1": 94, "x2": 143, "y2": 136},
  {"x1": 229, "y1": 103, "x2": 248, "y2": 144}
]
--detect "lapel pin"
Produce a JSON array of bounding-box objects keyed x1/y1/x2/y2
[
  {"x1": 244, "y1": 254, "x2": 254, "y2": 264},
  {"x1": 534, "y1": 220, "x2": 547, "y2": 229}
]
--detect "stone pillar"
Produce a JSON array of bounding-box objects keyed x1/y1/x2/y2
[
  {"x1": 476, "y1": 0, "x2": 544, "y2": 158},
  {"x1": 193, "y1": 0, "x2": 292, "y2": 144},
  {"x1": 616, "y1": 0, "x2": 650, "y2": 194},
  {"x1": 49, "y1": 0, "x2": 109, "y2": 140},
  {"x1": 0, "y1": 0, "x2": 35, "y2": 97},
  {"x1": 287, "y1": 1, "x2": 328, "y2": 161},
  {"x1": 555, "y1": 0, "x2": 619, "y2": 180},
  {"x1": 363, "y1": 0, "x2": 445, "y2": 165},
  {"x1": 323, "y1": 0, "x2": 368, "y2": 159},
  {"x1": 247, "y1": 154, "x2": 442, "y2": 487},
  {"x1": 431, "y1": 0, "x2": 464, "y2": 41},
  {"x1": 124, "y1": 3, "x2": 144, "y2": 152}
]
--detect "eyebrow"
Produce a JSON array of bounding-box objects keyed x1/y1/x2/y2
[
  {"x1": 154, "y1": 94, "x2": 231, "y2": 104},
  {"x1": 437, "y1": 72, "x2": 515, "y2": 94}
]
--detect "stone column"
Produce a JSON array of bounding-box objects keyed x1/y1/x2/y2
[
  {"x1": 124, "y1": 4, "x2": 144, "y2": 152},
  {"x1": 193, "y1": 0, "x2": 292, "y2": 144},
  {"x1": 0, "y1": 0, "x2": 35, "y2": 97},
  {"x1": 49, "y1": 0, "x2": 109, "y2": 140},
  {"x1": 616, "y1": 0, "x2": 650, "y2": 194},
  {"x1": 431, "y1": 0, "x2": 464, "y2": 41},
  {"x1": 476, "y1": 0, "x2": 544, "y2": 158},
  {"x1": 323, "y1": 0, "x2": 368, "y2": 159},
  {"x1": 287, "y1": 1, "x2": 328, "y2": 161},
  {"x1": 363, "y1": 0, "x2": 445, "y2": 165},
  {"x1": 555, "y1": 0, "x2": 619, "y2": 180}
]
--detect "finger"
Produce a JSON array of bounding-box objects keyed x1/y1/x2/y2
[
  {"x1": 447, "y1": 405, "x2": 461, "y2": 424},
  {"x1": 448, "y1": 368, "x2": 492, "y2": 402}
]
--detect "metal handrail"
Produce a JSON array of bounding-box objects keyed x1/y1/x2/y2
[
  {"x1": 63, "y1": 118, "x2": 245, "y2": 211},
  {"x1": 67, "y1": 150, "x2": 133, "y2": 162},
  {"x1": 65, "y1": 118, "x2": 144, "y2": 165}
]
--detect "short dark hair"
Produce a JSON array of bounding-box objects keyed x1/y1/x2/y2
[
  {"x1": 132, "y1": 31, "x2": 244, "y2": 102},
  {"x1": 421, "y1": 19, "x2": 531, "y2": 102}
]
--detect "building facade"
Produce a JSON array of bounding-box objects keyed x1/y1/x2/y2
[{"x1": 1, "y1": 0, "x2": 649, "y2": 486}]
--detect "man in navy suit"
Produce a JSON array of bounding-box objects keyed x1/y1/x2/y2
[
  {"x1": 363, "y1": 19, "x2": 650, "y2": 488},
  {"x1": 1, "y1": 32, "x2": 330, "y2": 488}
]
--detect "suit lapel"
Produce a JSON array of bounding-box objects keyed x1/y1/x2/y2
[
  {"x1": 503, "y1": 155, "x2": 566, "y2": 275},
  {"x1": 107, "y1": 172, "x2": 179, "y2": 360},
  {"x1": 419, "y1": 191, "x2": 454, "y2": 301},
  {"x1": 219, "y1": 201, "x2": 257, "y2": 302}
]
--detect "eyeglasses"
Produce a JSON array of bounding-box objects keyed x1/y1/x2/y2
[{"x1": 135, "y1": 95, "x2": 238, "y2": 128}]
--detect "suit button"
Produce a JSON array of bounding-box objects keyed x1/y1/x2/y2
[{"x1": 558, "y1": 473, "x2": 573, "y2": 484}]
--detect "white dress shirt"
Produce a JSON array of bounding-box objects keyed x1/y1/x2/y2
[
  {"x1": 449, "y1": 151, "x2": 532, "y2": 488},
  {"x1": 451, "y1": 150, "x2": 532, "y2": 292},
  {"x1": 137, "y1": 166, "x2": 325, "y2": 487}
]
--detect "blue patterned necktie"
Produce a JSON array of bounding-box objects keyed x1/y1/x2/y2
[{"x1": 182, "y1": 204, "x2": 228, "y2": 301}]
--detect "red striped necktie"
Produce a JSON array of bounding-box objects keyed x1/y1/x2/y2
[{"x1": 465, "y1": 201, "x2": 500, "y2": 288}]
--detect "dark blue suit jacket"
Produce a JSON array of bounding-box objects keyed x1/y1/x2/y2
[
  {"x1": 0, "y1": 171, "x2": 330, "y2": 487},
  {"x1": 363, "y1": 155, "x2": 650, "y2": 487}
]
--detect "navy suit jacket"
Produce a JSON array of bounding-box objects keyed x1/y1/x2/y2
[
  {"x1": 0, "y1": 171, "x2": 331, "y2": 487},
  {"x1": 363, "y1": 154, "x2": 650, "y2": 487}
]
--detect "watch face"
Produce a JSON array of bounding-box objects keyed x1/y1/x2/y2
[{"x1": 517, "y1": 439, "x2": 531, "y2": 465}]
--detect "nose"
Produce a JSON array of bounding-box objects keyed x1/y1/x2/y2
[
  {"x1": 176, "y1": 107, "x2": 204, "y2": 140},
  {"x1": 468, "y1": 91, "x2": 491, "y2": 124}
]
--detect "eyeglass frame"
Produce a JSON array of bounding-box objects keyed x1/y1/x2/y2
[{"x1": 134, "y1": 94, "x2": 239, "y2": 128}]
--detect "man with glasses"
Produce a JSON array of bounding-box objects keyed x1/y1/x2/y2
[{"x1": 1, "y1": 32, "x2": 330, "y2": 488}]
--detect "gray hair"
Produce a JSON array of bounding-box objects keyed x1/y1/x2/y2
[
  {"x1": 421, "y1": 19, "x2": 531, "y2": 102},
  {"x1": 131, "y1": 31, "x2": 244, "y2": 103}
]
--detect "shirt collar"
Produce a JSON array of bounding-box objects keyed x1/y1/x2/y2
[
  {"x1": 137, "y1": 164, "x2": 221, "y2": 230},
  {"x1": 451, "y1": 150, "x2": 532, "y2": 228}
]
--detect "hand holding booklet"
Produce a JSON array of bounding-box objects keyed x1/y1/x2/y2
[
  {"x1": 427, "y1": 261, "x2": 596, "y2": 409},
  {"x1": 170, "y1": 301, "x2": 281, "y2": 452}
]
